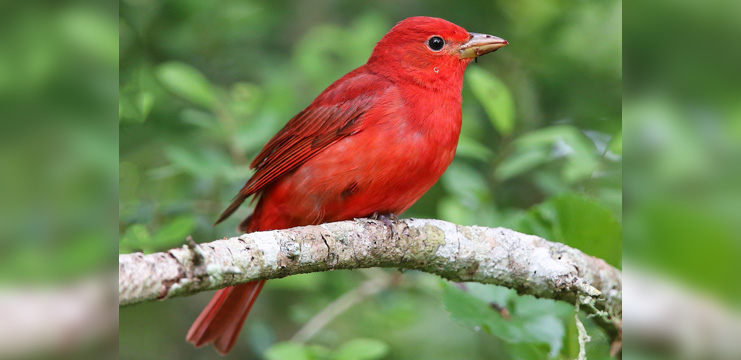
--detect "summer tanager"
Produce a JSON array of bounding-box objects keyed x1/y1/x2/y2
[{"x1": 187, "y1": 16, "x2": 507, "y2": 354}]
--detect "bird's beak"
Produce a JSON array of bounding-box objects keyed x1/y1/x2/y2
[{"x1": 459, "y1": 33, "x2": 508, "y2": 59}]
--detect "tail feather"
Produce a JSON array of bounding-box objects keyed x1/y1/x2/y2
[
  {"x1": 213, "y1": 281, "x2": 266, "y2": 354},
  {"x1": 186, "y1": 286, "x2": 234, "y2": 347},
  {"x1": 192, "y1": 194, "x2": 273, "y2": 354},
  {"x1": 186, "y1": 280, "x2": 266, "y2": 354}
]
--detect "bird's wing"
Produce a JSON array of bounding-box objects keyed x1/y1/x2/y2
[{"x1": 215, "y1": 71, "x2": 392, "y2": 224}]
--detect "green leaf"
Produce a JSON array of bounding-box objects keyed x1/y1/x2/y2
[
  {"x1": 120, "y1": 224, "x2": 150, "y2": 251},
  {"x1": 549, "y1": 195, "x2": 621, "y2": 267},
  {"x1": 466, "y1": 67, "x2": 515, "y2": 136},
  {"x1": 119, "y1": 67, "x2": 159, "y2": 123},
  {"x1": 496, "y1": 147, "x2": 550, "y2": 181},
  {"x1": 456, "y1": 135, "x2": 493, "y2": 162},
  {"x1": 266, "y1": 342, "x2": 313, "y2": 360},
  {"x1": 307, "y1": 344, "x2": 333, "y2": 359},
  {"x1": 441, "y1": 162, "x2": 490, "y2": 204},
  {"x1": 118, "y1": 95, "x2": 141, "y2": 123},
  {"x1": 155, "y1": 62, "x2": 218, "y2": 108},
  {"x1": 507, "y1": 125, "x2": 600, "y2": 183},
  {"x1": 506, "y1": 343, "x2": 551, "y2": 360},
  {"x1": 462, "y1": 283, "x2": 514, "y2": 309},
  {"x1": 333, "y1": 338, "x2": 390, "y2": 360},
  {"x1": 521, "y1": 315, "x2": 565, "y2": 357},
  {"x1": 164, "y1": 146, "x2": 213, "y2": 177},
  {"x1": 520, "y1": 194, "x2": 622, "y2": 267},
  {"x1": 179, "y1": 108, "x2": 218, "y2": 130},
  {"x1": 608, "y1": 130, "x2": 622, "y2": 155},
  {"x1": 152, "y1": 216, "x2": 196, "y2": 249},
  {"x1": 136, "y1": 90, "x2": 155, "y2": 120},
  {"x1": 440, "y1": 281, "x2": 565, "y2": 356}
]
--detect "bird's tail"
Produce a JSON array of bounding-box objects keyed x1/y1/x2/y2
[
  {"x1": 188, "y1": 206, "x2": 267, "y2": 355},
  {"x1": 186, "y1": 280, "x2": 266, "y2": 355}
]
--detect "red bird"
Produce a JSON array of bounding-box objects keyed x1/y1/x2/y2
[{"x1": 187, "y1": 16, "x2": 507, "y2": 354}]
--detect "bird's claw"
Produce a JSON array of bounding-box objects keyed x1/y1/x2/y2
[{"x1": 370, "y1": 212, "x2": 400, "y2": 238}]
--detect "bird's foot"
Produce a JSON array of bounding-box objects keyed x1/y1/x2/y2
[
  {"x1": 370, "y1": 212, "x2": 400, "y2": 238},
  {"x1": 370, "y1": 212, "x2": 399, "y2": 226}
]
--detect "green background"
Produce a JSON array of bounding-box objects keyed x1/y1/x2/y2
[{"x1": 119, "y1": 0, "x2": 622, "y2": 359}]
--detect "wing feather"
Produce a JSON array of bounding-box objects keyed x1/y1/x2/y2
[{"x1": 214, "y1": 71, "x2": 390, "y2": 225}]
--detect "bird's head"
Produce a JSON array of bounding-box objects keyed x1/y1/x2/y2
[{"x1": 367, "y1": 17, "x2": 508, "y2": 90}]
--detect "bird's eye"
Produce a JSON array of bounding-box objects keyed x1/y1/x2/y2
[{"x1": 427, "y1": 36, "x2": 445, "y2": 51}]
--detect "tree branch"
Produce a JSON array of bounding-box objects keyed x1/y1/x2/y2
[{"x1": 118, "y1": 218, "x2": 622, "y2": 337}]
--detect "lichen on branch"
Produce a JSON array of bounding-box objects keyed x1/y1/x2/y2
[{"x1": 118, "y1": 218, "x2": 622, "y2": 337}]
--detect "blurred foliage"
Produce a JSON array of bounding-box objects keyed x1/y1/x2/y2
[
  {"x1": 623, "y1": 0, "x2": 741, "y2": 358},
  {"x1": 624, "y1": 0, "x2": 741, "y2": 306},
  {"x1": 0, "y1": 1, "x2": 118, "y2": 284},
  {"x1": 0, "y1": 1, "x2": 118, "y2": 359},
  {"x1": 119, "y1": 0, "x2": 621, "y2": 359},
  {"x1": 265, "y1": 338, "x2": 389, "y2": 360}
]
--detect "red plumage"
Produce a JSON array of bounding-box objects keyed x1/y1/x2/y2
[{"x1": 187, "y1": 16, "x2": 507, "y2": 354}]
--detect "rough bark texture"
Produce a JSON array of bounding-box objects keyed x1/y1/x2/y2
[{"x1": 119, "y1": 218, "x2": 622, "y2": 336}]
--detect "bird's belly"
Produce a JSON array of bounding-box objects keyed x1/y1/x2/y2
[{"x1": 257, "y1": 124, "x2": 458, "y2": 227}]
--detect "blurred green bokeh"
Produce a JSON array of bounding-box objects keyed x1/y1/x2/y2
[
  {"x1": 0, "y1": 1, "x2": 118, "y2": 284},
  {"x1": 623, "y1": 0, "x2": 741, "y2": 358},
  {"x1": 624, "y1": 0, "x2": 741, "y2": 306},
  {"x1": 4, "y1": 0, "x2": 739, "y2": 358},
  {"x1": 0, "y1": 1, "x2": 118, "y2": 359},
  {"x1": 119, "y1": 1, "x2": 621, "y2": 359}
]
